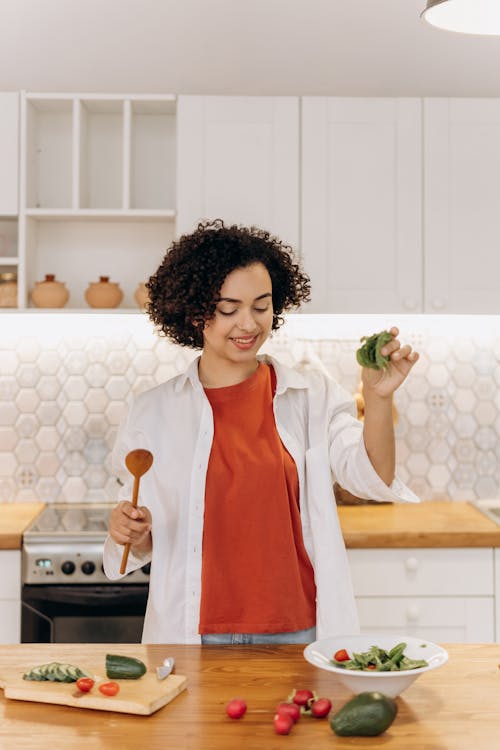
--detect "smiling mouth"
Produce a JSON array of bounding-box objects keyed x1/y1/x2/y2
[{"x1": 230, "y1": 335, "x2": 258, "y2": 349}]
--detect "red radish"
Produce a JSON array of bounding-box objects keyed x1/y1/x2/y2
[
  {"x1": 225, "y1": 698, "x2": 247, "y2": 719},
  {"x1": 290, "y1": 688, "x2": 315, "y2": 706},
  {"x1": 276, "y1": 701, "x2": 300, "y2": 723},
  {"x1": 274, "y1": 713, "x2": 293, "y2": 735},
  {"x1": 310, "y1": 698, "x2": 332, "y2": 718},
  {"x1": 333, "y1": 648, "x2": 350, "y2": 662}
]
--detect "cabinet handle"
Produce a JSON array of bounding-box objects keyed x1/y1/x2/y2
[
  {"x1": 406, "y1": 604, "x2": 420, "y2": 622},
  {"x1": 432, "y1": 298, "x2": 446, "y2": 310},
  {"x1": 403, "y1": 298, "x2": 417, "y2": 311},
  {"x1": 405, "y1": 556, "x2": 419, "y2": 572}
]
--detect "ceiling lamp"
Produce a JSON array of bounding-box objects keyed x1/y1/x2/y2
[{"x1": 422, "y1": 0, "x2": 500, "y2": 35}]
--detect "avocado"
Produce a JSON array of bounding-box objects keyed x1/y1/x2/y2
[{"x1": 330, "y1": 691, "x2": 398, "y2": 737}]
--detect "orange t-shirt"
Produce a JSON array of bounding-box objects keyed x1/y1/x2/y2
[{"x1": 199, "y1": 363, "x2": 316, "y2": 634}]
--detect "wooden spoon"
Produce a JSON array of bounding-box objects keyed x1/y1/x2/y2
[{"x1": 119, "y1": 448, "x2": 154, "y2": 575}]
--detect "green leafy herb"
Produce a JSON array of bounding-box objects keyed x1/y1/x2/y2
[
  {"x1": 331, "y1": 642, "x2": 428, "y2": 672},
  {"x1": 356, "y1": 330, "x2": 392, "y2": 370}
]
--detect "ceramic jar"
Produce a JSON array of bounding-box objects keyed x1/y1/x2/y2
[
  {"x1": 134, "y1": 281, "x2": 149, "y2": 309},
  {"x1": 0, "y1": 272, "x2": 18, "y2": 308},
  {"x1": 30, "y1": 274, "x2": 69, "y2": 308},
  {"x1": 85, "y1": 276, "x2": 123, "y2": 308}
]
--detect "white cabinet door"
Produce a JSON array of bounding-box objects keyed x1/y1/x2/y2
[
  {"x1": 0, "y1": 551, "x2": 21, "y2": 643},
  {"x1": 424, "y1": 98, "x2": 500, "y2": 313},
  {"x1": 176, "y1": 96, "x2": 299, "y2": 247},
  {"x1": 301, "y1": 98, "x2": 422, "y2": 313},
  {"x1": 0, "y1": 92, "x2": 19, "y2": 215},
  {"x1": 348, "y1": 548, "x2": 495, "y2": 643}
]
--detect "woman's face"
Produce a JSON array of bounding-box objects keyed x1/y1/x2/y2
[{"x1": 202, "y1": 262, "x2": 274, "y2": 363}]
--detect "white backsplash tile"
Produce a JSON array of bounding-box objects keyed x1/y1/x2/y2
[{"x1": 1, "y1": 313, "x2": 500, "y2": 503}]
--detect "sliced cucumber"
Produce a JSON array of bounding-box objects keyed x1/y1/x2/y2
[{"x1": 23, "y1": 662, "x2": 89, "y2": 682}]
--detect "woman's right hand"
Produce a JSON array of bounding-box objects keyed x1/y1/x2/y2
[{"x1": 109, "y1": 501, "x2": 152, "y2": 553}]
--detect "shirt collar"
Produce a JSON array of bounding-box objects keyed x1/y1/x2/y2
[
  {"x1": 258, "y1": 354, "x2": 311, "y2": 394},
  {"x1": 173, "y1": 355, "x2": 203, "y2": 393},
  {"x1": 173, "y1": 353, "x2": 311, "y2": 395}
]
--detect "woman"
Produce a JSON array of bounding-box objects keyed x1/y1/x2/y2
[{"x1": 103, "y1": 219, "x2": 419, "y2": 644}]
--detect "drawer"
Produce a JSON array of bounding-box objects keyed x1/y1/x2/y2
[
  {"x1": 0, "y1": 551, "x2": 20, "y2": 599},
  {"x1": 356, "y1": 595, "x2": 494, "y2": 642},
  {"x1": 347, "y1": 548, "x2": 493, "y2": 596}
]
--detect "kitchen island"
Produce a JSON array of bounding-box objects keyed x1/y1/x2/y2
[{"x1": 0, "y1": 642, "x2": 498, "y2": 749}]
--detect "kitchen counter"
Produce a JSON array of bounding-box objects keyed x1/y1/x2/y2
[
  {"x1": 0, "y1": 503, "x2": 45, "y2": 550},
  {"x1": 1, "y1": 500, "x2": 498, "y2": 550},
  {"x1": 0, "y1": 642, "x2": 498, "y2": 749},
  {"x1": 338, "y1": 499, "x2": 500, "y2": 548}
]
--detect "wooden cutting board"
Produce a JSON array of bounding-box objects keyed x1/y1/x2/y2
[{"x1": 0, "y1": 664, "x2": 187, "y2": 715}]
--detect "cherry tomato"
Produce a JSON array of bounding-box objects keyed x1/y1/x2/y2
[
  {"x1": 276, "y1": 701, "x2": 301, "y2": 723},
  {"x1": 225, "y1": 698, "x2": 247, "y2": 719},
  {"x1": 333, "y1": 648, "x2": 350, "y2": 662},
  {"x1": 76, "y1": 677, "x2": 94, "y2": 693},
  {"x1": 310, "y1": 697, "x2": 332, "y2": 718},
  {"x1": 274, "y1": 713, "x2": 293, "y2": 735},
  {"x1": 98, "y1": 681, "x2": 120, "y2": 696}
]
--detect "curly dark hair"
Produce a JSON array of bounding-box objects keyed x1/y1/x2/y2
[{"x1": 147, "y1": 219, "x2": 311, "y2": 348}]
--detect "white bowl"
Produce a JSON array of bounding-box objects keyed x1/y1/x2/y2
[{"x1": 303, "y1": 634, "x2": 448, "y2": 698}]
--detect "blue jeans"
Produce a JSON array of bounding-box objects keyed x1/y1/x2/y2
[{"x1": 200, "y1": 626, "x2": 316, "y2": 645}]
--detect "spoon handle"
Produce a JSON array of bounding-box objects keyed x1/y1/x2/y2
[{"x1": 119, "y1": 475, "x2": 141, "y2": 574}]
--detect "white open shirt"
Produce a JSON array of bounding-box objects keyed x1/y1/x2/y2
[{"x1": 103, "y1": 354, "x2": 419, "y2": 643}]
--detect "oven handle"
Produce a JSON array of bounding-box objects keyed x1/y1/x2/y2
[{"x1": 22, "y1": 600, "x2": 55, "y2": 642}]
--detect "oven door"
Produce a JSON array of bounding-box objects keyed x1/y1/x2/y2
[{"x1": 21, "y1": 584, "x2": 148, "y2": 643}]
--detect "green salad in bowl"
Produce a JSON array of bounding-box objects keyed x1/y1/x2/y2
[{"x1": 304, "y1": 634, "x2": 448, "y2": 698}]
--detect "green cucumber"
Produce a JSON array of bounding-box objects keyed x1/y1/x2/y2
[
  {"x1": 105, "y1": 654, "x2": 147, "y2": 680},
  {"x1": 331, "y1": 691, "x2": 398, "y2": 737}
]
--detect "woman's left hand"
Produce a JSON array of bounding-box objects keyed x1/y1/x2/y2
[{"x1": 361, "y1": 327, "x2": 419, "y2": 399}]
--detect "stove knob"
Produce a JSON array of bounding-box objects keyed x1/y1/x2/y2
[
  {"x1": 81, "y1": 561, "x2": 95, "y2": 575},
  {"x1": 61, "y1": 561, "x2": 76, "y2": 575}
]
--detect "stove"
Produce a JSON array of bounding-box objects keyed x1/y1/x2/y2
[
  {"x1": 21, "y1": 503, "x2": 149, "y2": 643},
  {"x1": 23, "y1": 503, "x2": 150, "y2": 585}
]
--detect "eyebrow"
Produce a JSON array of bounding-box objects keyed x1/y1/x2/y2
[{"x1": 217, "y1": 292, "x2": 272, "y2": 303}]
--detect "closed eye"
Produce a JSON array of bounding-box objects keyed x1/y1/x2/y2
[{"x1": 217, "y1": 306, "x2": 270, "y2": 316}]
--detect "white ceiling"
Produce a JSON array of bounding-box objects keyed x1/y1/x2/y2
[{"x1": 2, "y1": 0, "x2": 500, "y2": 97}]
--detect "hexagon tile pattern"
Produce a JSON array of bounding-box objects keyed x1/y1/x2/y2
[{"x1": 1, "y1": 320, "x2": 500, "y2": 503}]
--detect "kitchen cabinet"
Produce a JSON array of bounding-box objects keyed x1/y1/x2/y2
[
  {"x1": 0, "y1": 93, "x2": 19, "y2": 297},
  {"x1": 494, "y1": 550, "x2": 500, "y2": 641},
  {"x1": 176, "y1": 95, "x2": 299, "y2": 247},
  {"x1": 17, "y1": 92, "x2": 177, "y2": 309},
  {"x1": 348, "y1": 547, "x2": 494, "y2": 642},
  {"x1": 0, "y1": 93, "x2": 19, "y2": 216},
  {"x1": 5, "y1": 92, "x2": 500, "y2": 313},
  {"x1": 424, "y1": 98, "x2": 500, "y2": 313},
  {"x1": 0, "y1": 551, "x2": 21, "y2": 643},
  {"x1": 301, "y1": 97, "x2": 422, "y2": 313}
]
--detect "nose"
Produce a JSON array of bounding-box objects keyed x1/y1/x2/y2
[{"x1": 235, "y1": 307, "x2": 259, "y2": 332}]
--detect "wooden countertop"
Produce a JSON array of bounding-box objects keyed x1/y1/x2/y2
[
  {"x1": 1, "y1": 500, "x2": 499, "y2": 550},
  {"x1": 0, "y1": 503, "x2": 45, "y2": 550},
  {"x1": 338, "y1": 500, "x2": 500, "y2": 548},
  {"x1": 0, "y1": 642, "x2": 498, "y2": 749}
]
